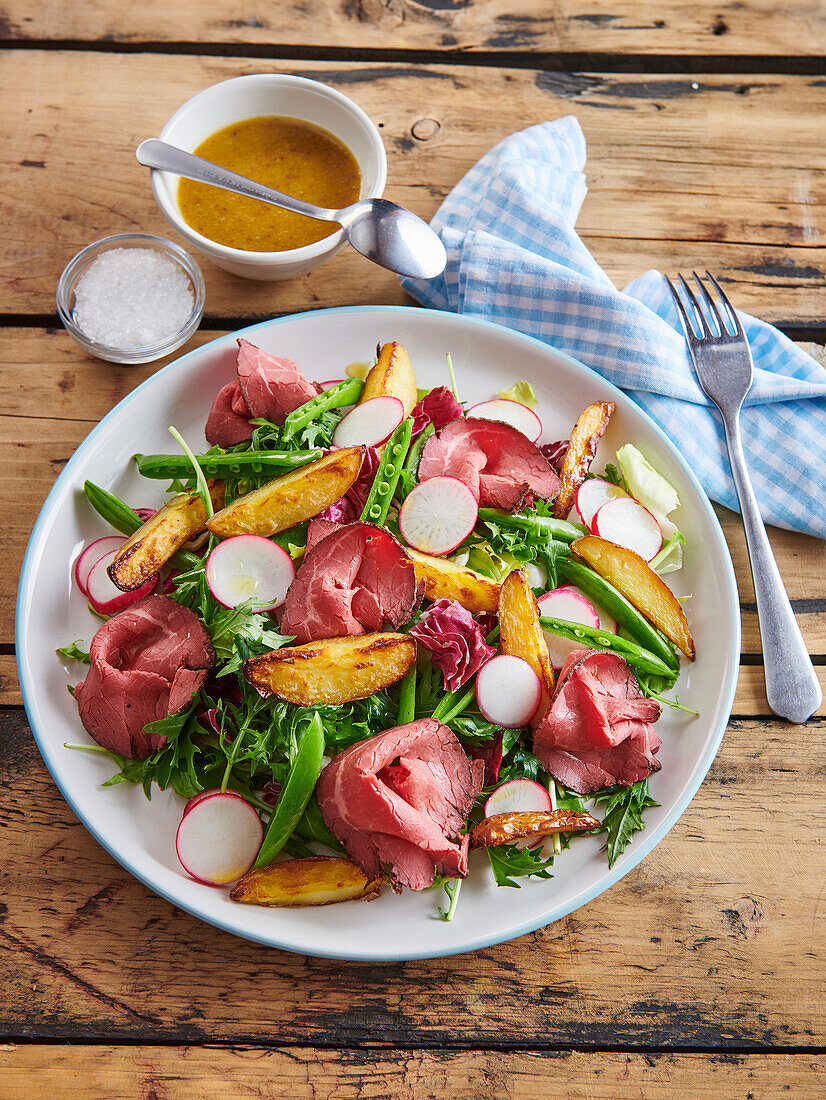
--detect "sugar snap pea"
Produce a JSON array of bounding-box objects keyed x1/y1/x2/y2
[
  {"x1": 556, "y1": 557, "x2": 679, "y2": 672},
  {"x1": 360, "y1": 417, "x2": 413, "y2": 525},
  {"x1": 282, "y1": 377, "x2": 364, "y2": 440},
  {"x1": 398, "y1": 422, "x2": 434, "y2": 499},
  {"x1": 295, "y1": 793, "x2": 344, "y2": 854},
  {"x1": 397, "y1": 668, "x2": 417, "y2": 725},
  {"x1": 135, "y1": 449, "x2": 320, "y2": 480},
  {"x1": 477, "y1": 507, "x2": 586, "y2": 544},
  {"x1": 254, "y1": 713, "x2": 325, "y2": 869},
  {"x1": 538, "y1": 616, "x2": 677, "y2": 681}
]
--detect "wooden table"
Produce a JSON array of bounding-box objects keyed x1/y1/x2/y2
[{"x1": 1, "y1": 4, "x2": 824, "y2": 1096}]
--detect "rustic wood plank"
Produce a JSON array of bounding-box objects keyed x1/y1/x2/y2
[
  {"x1": 2, "y1": 0, "x2": 825, "y2": 57},
  {"x1": 1, "y1": 54, "x2": 824, "y2": 323},
  {"x1": 0, "y1": 709, "x2": 822, "y2": 1045},
  {"x1": 0, "y1": 1046, "x2": 823, "y2": 1099}
]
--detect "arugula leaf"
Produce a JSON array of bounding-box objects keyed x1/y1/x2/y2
[
  {"x1": 593, "y1": 779, "x2": 660, "y2": 868},
  {"x1": 56, "y1": 641, "x2": 91, "y2": 664},
  {"x1": 437, "y1": 877, "x2": 462, "y2": 920},
  {"x1": 498, "y1": 745, "x2": 544, "y2": 783},
  {"x1": 602, "y1": 463, "x2": 628, "y2": 492},
  {"x1": 487, "y1": 844, "x2": 554, "y2": 888},
  {"x1": 207, "y1": 602, "x2": 294, "y2": 675}
]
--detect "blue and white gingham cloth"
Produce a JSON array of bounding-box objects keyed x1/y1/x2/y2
[{"x1": 402, "y1": 117, "x2": 826, "y2": 539}]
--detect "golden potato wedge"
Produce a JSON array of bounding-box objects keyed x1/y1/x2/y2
[
  {"x1": 405, "y1": 548, "x2": 501, "y2": 614},
  {"x1": 244, "y1": 633, "x2": 417, "y2": 705},
  {"x1": 572, "y1": 535, "x2": 695, "y2": 660},
  {"x1": 108, "y1": 481, "x2": 225, "y2": 591},
  {"x1": 498, "y1": 569, "x2": 555, "y2": 722},
  {"x1": 207, "y1": 447, "x2": 362, "y2": 539},
  {"x1": 359, "y1": 341, "x2": 417, "y2": 418},
  {"x1": 554, "y1": 400, "x2": 615, "y2": 519},
  {"x1": 230, "y1": 857, "x2": 383, "y2": 907},
  {"x1": 470, "y1": 810, "x2": 600, "y2": 849}
]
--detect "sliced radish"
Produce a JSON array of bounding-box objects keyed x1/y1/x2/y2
[
  {"x1": 398, "y1": 476, "x2": 478, "y2": 556},
  {"x1": 593, "y1": 496, "x2": 663, "y2": 561},
  {"x1": 205, "y1": 534, "x2": 295, "y2": 611},
  {"x1": 74, "y1": 536, "x2": 125, "y2": 596},
  {"x1": 175, "y1": 790, "x2": 263, "y2": 886},
  {"x1": 332, "y1": 395, "x2": 404, "y2": 448},
  {"x1": 467, "y1": 399, "x2": 542, "y2": 442},
  {"x1": 86, "y1": 550, "x2": 156, "y2": 614},
  {"x1": 485, "y1": 778, "x2": 553, "y2": 849},
  {"x1": 182, "y1": 788, "x2": 222, "y2": 819},
  {"x1": 476, "y1": 655, "x2": 542, "y2": 728},
  {"x1": 575, "y1": 477, "x2": 629, "y2": 530},
  {"x1": 318, "y1": 378, "x2": 345, "y2": 390},
  {"x1": 537, "y1": 586, "x2": 603, "y2": 670}
]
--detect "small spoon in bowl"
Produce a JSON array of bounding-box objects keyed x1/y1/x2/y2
[{"x1": 136, "y1": 139, "x2": 447, "y2": 280}]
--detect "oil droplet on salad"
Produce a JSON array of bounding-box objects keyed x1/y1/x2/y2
[{"x1": 177, "y1": 116, "x2": 362, "y2": 252}]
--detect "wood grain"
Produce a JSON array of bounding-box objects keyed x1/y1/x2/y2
[
  {"x1": 0, "y1": 1046, "x2": 823, "y2": 1099},
  {"x1": 0, "y1": 709, "x2": 823, "y2": 1045},
  {"x1": 1, "y1": 54, "x2": 825, "y2": 322},
  {"x1": 2, "y1": 0, "x2": 825, "y2": 57}
]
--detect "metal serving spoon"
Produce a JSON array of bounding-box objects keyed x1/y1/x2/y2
[{"x1": 136, "y1": 139, "x2": 447, "y2": 280}]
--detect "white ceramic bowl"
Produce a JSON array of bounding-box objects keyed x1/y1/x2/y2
[{"x1": 149, "y1": 74, "x2": 388, "y2": 281}]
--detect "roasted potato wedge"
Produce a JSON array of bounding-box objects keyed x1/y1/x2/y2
[
  {"x1": 230, "y1": 857, "x2": 383, "y2": 907},
  {"x1": 359, "y1": 341, "x2": 417, "y2": 418},
  {"x1": 108, "y1": 481, "x2": 225, "y2": 591},
  {"x1": 498, "y1": 569, "x2": 555, "y2": 721},
  {"x1": 207, "y1": 447, "x2": 362, "y2": 539},
  {"x1": 554, "y1": 400, "x2": 615, "y2": 519},
  {"x1": 244, "y1": 632, "x2": 417, "y2": 705},
  {"x1": 470, "y1": 810, "x2": 600, "y2": 849},
  {"x1": 405, "y1": 548, "x2": 501, "y2": 614},
  {"x1": 572, "y1": 535, "x2": 695, "y2": 659}
]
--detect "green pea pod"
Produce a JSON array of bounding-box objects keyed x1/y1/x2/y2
[
  {"x1": 396, "y1": 667, "x2": 417, "y2": 725},
  {"x1": 282, "y1": 377, "x2": 364, "y2": 440},
  {"x1": 360, "y1": 416, "x2": 414, "y2": 525},
  {"x1": 398, "y1": 422, "x2": 434, "y2": 499},
  {"x1": 556, "y1": 557, "x2": 680, "y2": 672},
  {"x1": 135, "y1": 449, "x2": 320, "y2": 480},
  {"x1": 477, "y1": 507, "x2": 586, "y2": 543},
  {"x1": 432, "y1": 683, "x2": 476, "y2": 725},
  {"x1": 538, "y1": 615, "x2": 677, "y2": 682},
  {"x1": 254, "y1": 713, "x2": 325, "y2": 869},
  {"x1": 83, "y1": 480, "x2": 143, "y2": 536}
]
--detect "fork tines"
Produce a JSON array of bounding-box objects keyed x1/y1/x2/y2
[{"x1": 666, "y1": 270, "x2": 743, "y2": 341}]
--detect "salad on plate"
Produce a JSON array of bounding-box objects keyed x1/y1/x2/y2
[{"x1": 59, "y1": 338, "x2": 696, "y2": 920}]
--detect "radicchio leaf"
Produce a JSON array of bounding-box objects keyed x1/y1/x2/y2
[
  {"x1": 411, "y1": 386, "x2": 464, "y2": 437},
  {"x1": 409, "y1": 599, "x2": 495, "y2": 692}
]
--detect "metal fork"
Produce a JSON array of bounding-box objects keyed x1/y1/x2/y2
[{"x1": 666, "y1": 271, "x2": 822, "y2": 723}]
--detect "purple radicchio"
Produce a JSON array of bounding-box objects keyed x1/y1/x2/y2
[
  {"x1": 409, "y1": 598, "x2": 495, "y2": 692},
  {"x1": 411, "y1": 386, "x2": 464, "y2": 437}
]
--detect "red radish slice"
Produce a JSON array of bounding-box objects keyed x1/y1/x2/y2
[
  {"x1": 332, "y1": 395, "x2": 404, "y2": 448},
  {"x1": 537, "y1": 586, "x2": 603, "y2": 670},
  {"x1": 398, "y1": 476, "x2": 478, "y2": 555},
  {"x1": 318, "y1": 378, "x2": 345, "y2": 390},
  {"x1": 575, "y1": 477, "x2": 629, "y2": 530},
  {"x1": 467, "y1": 399, "x2": 542, "y2": 442},
  {"x1": 593, "y1": 496, "x2": 663, "y2": 561},
  {"x1": 476, "y1": 655, "x2": 542, "y2": 728},
  {"x1": 205, "y1": 535, "x2": 295, "y2": 611},
  {"x1": 74, "y1": 536, "x2": 125, "y2": 596},
  {"x1": 182, "y1": 788, "x2": 222, "y2": 819},
  {"x1": 175, "y1": 790, "x2": 263, "y2": 886},
  {"x1": 86, "y1": 550, "x2": 156, "y2": 614},
  {"x1": 485, "y1": 778, "x2": 553, "y2": 849}
]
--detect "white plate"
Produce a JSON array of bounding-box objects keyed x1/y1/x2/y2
[{"x1": 16, "y1": 306, "x2": 740, "y2": 960}]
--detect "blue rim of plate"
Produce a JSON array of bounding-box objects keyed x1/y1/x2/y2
[{"x1": 16, "y1": 305, "x2": 740, "y2": 960}]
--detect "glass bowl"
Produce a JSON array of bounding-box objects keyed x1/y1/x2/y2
[{"x1": 56, "y1": 233, "x2": 206, "y2": 365}]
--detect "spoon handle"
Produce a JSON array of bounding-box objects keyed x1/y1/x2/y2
[{"x1": 135, "y1": 139, "x2": 338, "y2": 222}]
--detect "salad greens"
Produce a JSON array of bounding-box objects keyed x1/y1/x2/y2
[{"x1": 64, "y1": 351, "x2": 696, "y2": 920}]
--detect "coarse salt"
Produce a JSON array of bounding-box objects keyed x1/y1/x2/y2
[{"x1": 72, "y1": 247, "x2": 195, "y2": 348}]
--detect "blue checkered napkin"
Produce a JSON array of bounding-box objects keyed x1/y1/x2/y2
[{"x1": 401, "y1": 118, "x2": 826, "y2": 539}]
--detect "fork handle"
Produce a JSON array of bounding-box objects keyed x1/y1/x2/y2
[{"x1": 721, "y1": 410, "x2": 822, "y2": 722}]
